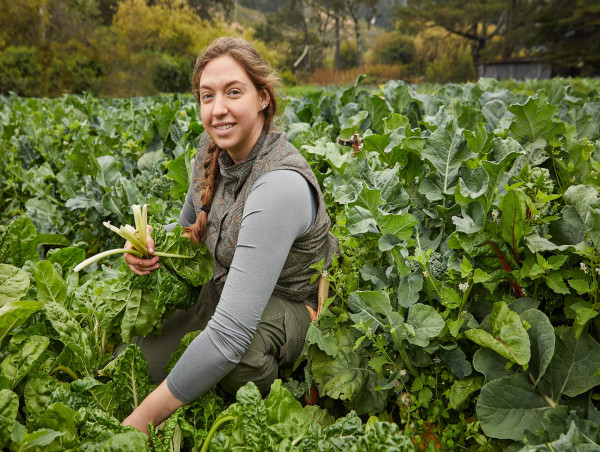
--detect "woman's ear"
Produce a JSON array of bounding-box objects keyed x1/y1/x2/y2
[{"x1": 261, "y1": 90, "x2": 270, "y2": 109}]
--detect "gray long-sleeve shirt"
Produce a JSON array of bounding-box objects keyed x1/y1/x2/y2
[{"x1": 166, "y1": 169, "x2": 317, "y2": 403}]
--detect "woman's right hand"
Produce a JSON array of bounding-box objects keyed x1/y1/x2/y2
[{"x1": 124, "y1": 225, "x2": 160, "y2": 275}]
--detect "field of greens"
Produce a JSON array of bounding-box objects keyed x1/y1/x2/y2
[{"x1": 1, "y1": 76, "x2": 600, "y2": 451}]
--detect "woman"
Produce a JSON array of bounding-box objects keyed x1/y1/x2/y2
[{"x1": 121, "y1": 37, "x2": 338, "y2": 436}]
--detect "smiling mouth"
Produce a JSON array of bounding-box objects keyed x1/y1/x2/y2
[{"x1": 214, "y1": 124, "x2": 235, "y2": 130}]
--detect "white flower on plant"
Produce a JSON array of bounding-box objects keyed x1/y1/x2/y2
[
  {"x1": 367, "y1": 327, "x2": 373, "y2": 336},
  {"x1": 532, "y1": 214, "x2": 540, "y2": 220},
  {"x1": 462, "y1": 310, "x2": 468, "y2": 315},
  {"x1": 458, "y1": 282, "x2": 469, "y2": 292},
  {"x1": 399, "y1": 369, "x2": 407, "y2": 377},
  {"x1": 433, "y1": 357, "x2": 441, "y2": 364},
  {"x1": 580, "y1": 262, "x2": 589, "y2": 274},
  {"x1": 423, "y1": 271, "x2": 429, "y2": 278},
  {"x1": 491, "y1": 209, "x2": 499, "y2": 220},
  {"x1": 596, "y1": 267, "x2": 600, "y2": 275},
  {"x1": 322, "y1": 269, "x2": 329, "y2": 279}
]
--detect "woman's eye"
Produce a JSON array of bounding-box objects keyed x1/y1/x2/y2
[
  {"x1": 229, "y1": 89, "x2": 242, "y2": 96},
  {"x1": 201, "y1": 93, "x2": 213, "y2": 101}
]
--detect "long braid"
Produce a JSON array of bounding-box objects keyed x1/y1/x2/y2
[{"x1": 186, "y1": 141, "x2": 221, "y2": 244}]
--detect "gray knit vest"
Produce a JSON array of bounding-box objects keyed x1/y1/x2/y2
[{"x1": 192, "y1": 129, "x2": 338, "y2": 302}]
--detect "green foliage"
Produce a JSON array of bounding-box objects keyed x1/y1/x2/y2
[
  {"x1": 0, "y1": 46, "x2": 41, "y2": 96},
  {"x1": 2, "y1": 77, "x2": 600, "y2": 450},
  {"x1": 151, "y1": 54, "x2": 194, "y2": 93},
  {"x1": 372, "y1": 32, "x2": 415, "y2": 65}
]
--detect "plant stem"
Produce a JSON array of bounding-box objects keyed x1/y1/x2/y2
[
  {"x1": 200, "y1": 415, "x2": 235, "y2": 452},
  {"x1": 73, "y1": 248, "x2": 144, "y2": 273},
  {"x1": 52, "y1": 364, "x2": 79, "y2": 381},
  {"x1": 397, "y1": 340, "x2": 419, "y2": 378},
  {"x1": 153, "y1": 251, "x2": 193, "y2": 259}
]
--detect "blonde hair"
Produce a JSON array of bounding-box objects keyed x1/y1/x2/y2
[{"x1": 186, "y1": 37, "x2": 283, "y2": 244}]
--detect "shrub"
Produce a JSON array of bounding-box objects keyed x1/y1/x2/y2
[
  {"x1": 372, "y1": 32, "x2": 415, "y2": 65},
  {"x1": 48, "y1": 51, "x2": 107, "y2": 95},
  {"x1": 339, "y1": 41, "x2": 358, "y2": 70},
  {"x1": 425, "y1": 44, "x2": 476, "y2": 83},
  {"x1": 279, "y1": 68, "x2": 297, "y2": 86},
  {"x1": 152, "y1": 54, "x2": 194, "y2": 93},
  {"x1": 0, "y1": 46, "x2": 42, "y2": 96}
]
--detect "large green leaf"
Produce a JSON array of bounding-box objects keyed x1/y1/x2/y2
[
  {"x1": 111, "y1": 345, "x2": 151, "y2": 421},
  {"x1": 521, "y1": 309, "x2": 554, "y2": 385},
  {"x1": 0, "y1": 389, "x2": 18, "y2": 448},
  {"x1": 508, "y1": 95, "x2": 566, "y2": 143},
  {"x1": 398, "y1": 303, "x2": 445, "y2": 348},
  {"x1": 35, "y1": 261, "x2": 68, "y2": 306},
  {"x1": 538, "y1": 328, "x2": 600, "y2": 403},
  {"x1": 31, "y1": 402, "x2": 80, "y2": 450},
  {"x1": 477, "y1": 373, "x2": 553, "y2": 440},
  {"x1": 0, "y1": 332, "x2": 49, "y2": 388},
  {"x1": 119, "y1": 285, "x2": 165, "y2": 343},
  {"x1": 421, "y1": 122, "x2": 477, "y2": 195},
  {"x1": 465, "y1": 301, "x2": 531, "y2": 365},
  {"x1": 44, "y1": 301, "x2": 94, "y2": 376},
  {"x1": 500, "y1": 188, "x2": 529, "y2": 252},
  {"x1": 473, "y1": 347, "x2": 510, "y2": 384},
  {"x1": 0, "y1": 299, "x2": 44, "y2": 345},
  {"x1": 309, "y1": 328, "x2": 388, "y2": 414},
  {"x1": 0, "y1": 264, "x2": 30, "y2": 306},
  {"x1": 0, "y1": 215, "x2": 39, "y2": 267}
]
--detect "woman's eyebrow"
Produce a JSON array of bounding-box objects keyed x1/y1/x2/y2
[{"x1": 199, "y1": 80, "x2": 248, "y2": 90}]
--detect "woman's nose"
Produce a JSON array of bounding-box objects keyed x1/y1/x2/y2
[{"x1": 213, "y1": 94, "x2": 228, "y2": 116}]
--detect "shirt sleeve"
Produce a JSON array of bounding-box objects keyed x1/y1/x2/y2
[{"x1": 166, "y1": 169, "x2": 316, "y2": 403}]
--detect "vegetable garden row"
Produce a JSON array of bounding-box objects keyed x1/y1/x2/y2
[{"x1": 1, "y1": 76, "x2": 600, "y2": 450}]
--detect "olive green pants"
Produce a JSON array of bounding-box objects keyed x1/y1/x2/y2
[{"x1": 131, "y1": 280, "x2": 312, "y2": 396}]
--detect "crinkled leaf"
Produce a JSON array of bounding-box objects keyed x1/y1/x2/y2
[
  {"x1": 403, "y1": 304, "x2": 445, "y2": 347},
  {"x1": 32, "y1": 402, "x2": 79, "y2": 450},
  {"x1": 0, "y1": 215, "x2": 39, "y2": 267},
  {"x1": 0, "y1": 389, "x2": 18, "y2": 448},
  {"x1": 508, "y1": 95, "x2": 566, "y2": 143},
  {"x1": 35, "y1": 260, "x2": 68, "y2": 306},
  {"x1": 1, "y1": 332, "x2": 49, "y2": 388},
  {"x1": 0, "y1": 264, "x2": 30, "y2": 306},
  {"x1": 397, "y1": 272, "x2": 423, "y2": 308},
  {"x1": 111, "y1": 345, "x2": 151, "y2": 421}
]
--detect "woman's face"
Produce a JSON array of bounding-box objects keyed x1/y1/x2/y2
[{"x1": 198, "y1": 55, "x2": 269, "y2": 164}]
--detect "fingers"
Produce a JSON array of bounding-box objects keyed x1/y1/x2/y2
[
  {"x1": 124, "y1": 235, "x2": 160, "y2": 275},
  {"x1": 146, "y1": 225, "x2": 155, "y2": 254}
]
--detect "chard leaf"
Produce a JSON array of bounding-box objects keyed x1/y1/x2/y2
[
  {"x1": 35, "y1": 261, "x2": 68, "y2": 306},
  {"x1": 78, "y1": 431, "x2": 149, "y2": 451},
  {"x1": 538, "y1": 328, "x2": 600, "y2": 403},
  {"x1": 309, "y1": 328, "x2": 388, "y2": 414},
  {"x1": 0, "y1": 300, "x2": 42, "y2": 345},
  {"x1": 465, "y1": 301, "x2": 530, "y2": 365},
  {"x1": 11, "y1": 428, "x2": 66, "y2": 450},
  {"x1": 0, "y1": 215, "x2": 39, "y2": 267},
  {"x1": 263, "y1": 380, "x2": 308, "y2": 443},
  {"x1": 477, "y1": 373, "x2": 552, "y2": 440},
  {"x1": 500, "y1": 189, "x2": 529, "y2": 252},
  {"x1": 111, "y1": 345, "x2": 151, "y2": 421},
  {"x1": 340, "y1": 110, "x2": 368, "y2": 140},
  {"x1": 1, "y1": 332, "x2": 49, "y2": 389},
  {"x1": 120, "y1": 286, "x2": 164, "y2": 343},
  {"x1": 0, "y1": 389, "x2": 18, "y2": 448},
  {"x1": 31, "y1": 402, "x2": 79, "y2": 450},
  {"x1": 46, "y1": 247, "x2": 86, "y2": 275},
  {"x1": 44, "y1": 301, "x2": 94, "y2": 376},
  {"x1": 166, "y1": 151, "x2": 192, "y2": 200},
  {"x1": 151, "y1": 225, "x2": 212, "y2": 287},
  {"x1": 0, "y1": 264, "x2": 30, "y2": 306},
  {"x1": 24, "y1": 372, "x2": 58, "y2": 421},
  {"x1": 236, "y1": 382, "x2": 268, "y2": 449},
  {"x1": 304, "y1": 323, "x2": 338, "y2": 356}
]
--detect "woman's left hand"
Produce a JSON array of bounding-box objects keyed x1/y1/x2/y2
[{"x1": 122, "y1": 380, "x2": 186, "y2": 440}]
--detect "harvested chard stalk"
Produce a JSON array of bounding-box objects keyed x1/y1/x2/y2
[{"x1": 74, "y1": 204, "x2": 191, "y2": 272}]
